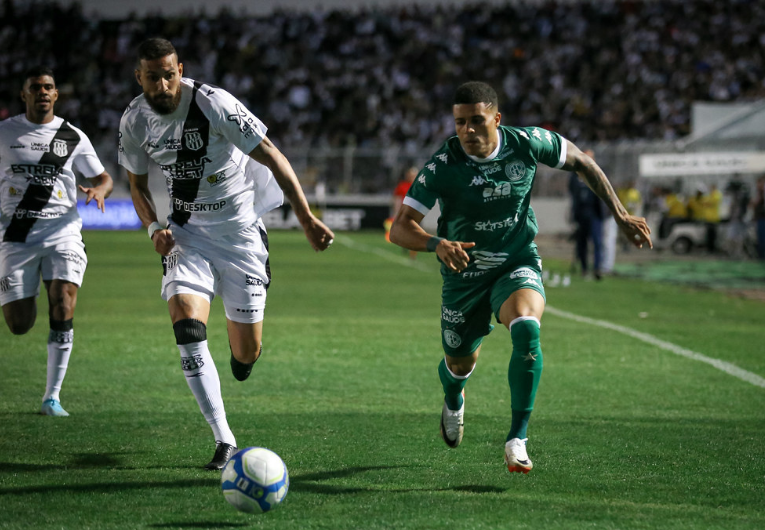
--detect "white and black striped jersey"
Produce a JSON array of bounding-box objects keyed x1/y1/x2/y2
[
  {"x1": 0, "y1": 115, "x2": 105, "y2": 245},
  {"x1": 118, "y1": 77, "x2": 269, "y2": 237}
]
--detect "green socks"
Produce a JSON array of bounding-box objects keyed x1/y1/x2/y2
[
  {"x1": 438, "y1": 358, "x2": 469, "y2": 410},
  {"x1": 507, "y1": 317, "x2": 543, "y2": 440}
]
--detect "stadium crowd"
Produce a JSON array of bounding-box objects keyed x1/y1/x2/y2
[{"x1": 1, "y1": 0, "x2": 763, "y2": 155}]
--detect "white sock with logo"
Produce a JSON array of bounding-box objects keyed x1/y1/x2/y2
[
  {"x1": 179, "y1": 340, "x2": 236, "y2": 446},
  {"x1": 44, "y1": 327, "x2": 73, "y2": 402}
]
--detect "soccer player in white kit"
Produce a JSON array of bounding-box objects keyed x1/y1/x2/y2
[
  {"x1": 119, "y1": 39, "x2": 335, "y2": 470},
  {"x1": 0, "y1": 66, "x2": 114, "y2": 417}
]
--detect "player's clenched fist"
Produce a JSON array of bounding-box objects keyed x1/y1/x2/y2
[{"x1": 151, "y1": 229, "x2": 176, "y2": 256}]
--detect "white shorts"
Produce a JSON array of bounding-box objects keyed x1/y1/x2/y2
[
  {"x1": 0, "y1": 237, "x2": 87, "y2": 306},
  {"x1": 161, "y1": 220, "x2": 270, "y2": 324}
]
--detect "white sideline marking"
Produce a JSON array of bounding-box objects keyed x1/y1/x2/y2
[
  {"x1": 336, "y1": 235, "x2": 765, "y2": 389},
  {"x1": 545, "y1": 306, "x2": 765, "y2": 389}
]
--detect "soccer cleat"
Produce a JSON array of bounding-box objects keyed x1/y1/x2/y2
[
  {"x1": 204, "y1": 442, "x2": 238, "y2": 470},
  {"x1": 505, "y1": 438, "x2": 533, "y2": 474},
  {"x1": 40, "y1": 399, "x2": 69, "y2": 417},
  {"x1": 230, "y1": 353, "x2": 254, "y2": 382},
  {"x1": 439, "y1": 392, "x2": 464, "y2": 448}
]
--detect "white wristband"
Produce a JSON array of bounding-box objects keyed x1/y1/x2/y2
[{"x1": 148, "y1": 221, "x2": 163, "y2": 239}]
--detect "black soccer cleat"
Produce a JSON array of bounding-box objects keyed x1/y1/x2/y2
[
  {"x1": 230, "y1": 353, "x2": 255, "y2": 382},
  {"x1": 204, "y1": 442, "x2": 238, "y2": 470}
]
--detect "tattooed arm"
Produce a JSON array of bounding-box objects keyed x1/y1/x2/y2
[{"x1": 561, "y1": 141, "x2": 652, "y2": 249}]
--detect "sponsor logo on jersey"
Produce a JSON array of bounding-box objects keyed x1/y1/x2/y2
[
  {"x1": 31, "y1": 142, "x2": 49, "y2": 152},
  {"x1": 52, "y1": 139, "x2": 68, "y2": 157},
  {"x1": 172, "y1": 198, "x2": 227, "y2": 212},
  {"x1": 482, "y1": 182, "x2": 512, "y2": 201},
  {"x1": 118, "y1": 132, "x2": 125, "y2": 153},
  {"x1": 206, "y1": 171, "x2": 227, "y2": 187},
  {"x1": 470, "y1": 176, "x2": 487, "y2": 186},
  {"x1": 246, "y1": 274, "x2": 263, "y2": 286},
  {"x1": 518, "y1": 130, "x2": 529, "y2": 140},
  {"x1": 474, "y1": 214, "x2": 517, "y2": 232},
  {"x1": 11, "y1": 209, "x2": 62, "y2": 220},
  {"x1": 10, "y1": 144, "x2": 25, "y2": 149},
  {"x1": 0, "y1": 276, "x2": 11, "y2": 292},
  {"x1": 181, "y1": 354, "x2": 205, "y2": 371},
  {"x1": 443, "y1": 329, "x2": 462, "y2": 349},
  {"x1": 436, "y1": 153, "x2": 449, "y2": 163},
  {"x1": 162, "y1": 252, "x2": 178, "y2": 276},
  {"x1": 544, "y1": 130, "x2": 553, "y2": 145},
  {"x1": 8, "y1": 187, "x2": 18, "y2": 196},
  {"x1": 227, "y1": 103, "x2": 260, "y2": 139},
  {"x1": 510, "y1": 267, "x2": 538, "y2": 280},
  {"x1": 480, "y1": 163, "x2": 502, "y2": 175},
  {"x1": 60, "y1": 251, "x2": 85, "y2": 266},
  {"x1": 56, "y1": 190, "x2": 63, "y2": 199},
  {"x1": 163, "y1": 138, "x2": 182, "y2": 150},
  {"x1": 184, "y1": 130, "x2": 204, "y2": 151},
  {"x1": 462, "y1": 270, "x2": 487, "y2": 279},
  {"x1": 472, "y1": 251, "x2": 509, "y2": 270},
  {"x1": 425, "y1": 162, "x2": 436, "y2": 174},
  {"x1": 532, "y1": 128, "x2": 542, "y2": 141},
  {"x1": 505, "y1": 160, "x2": 526, "y2": 182},
  {"x1": 417, "y1": 174, "x2": 426, "y2": 185},
  {"x1": 11, "y1": 164, "x2": 62, "y2": 182},
  {"x1": 159, "y1": 156, "x2": 212, "y2": 179},
  {"x1": 441, "y1": 307, "x2": 465, "y2": 324}
]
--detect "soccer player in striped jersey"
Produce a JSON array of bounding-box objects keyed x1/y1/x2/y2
[
  {"x1": 0, "y1": 66, "x2": 114, "y2": 417},
  {"x1": 119, "y1": 38, "x2": 334, "y2": 470},
  {"x1": 390, "y1": 82, "x2": 651, "y2": 473}
]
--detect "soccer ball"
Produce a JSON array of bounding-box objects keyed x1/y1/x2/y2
[{"x1": 220, "y1": 447, "x2": 289, "y2": 513}]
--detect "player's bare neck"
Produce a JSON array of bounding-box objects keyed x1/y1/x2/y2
[{"x1": 25, "y1": 110, "x2": 55, "y2": 125}]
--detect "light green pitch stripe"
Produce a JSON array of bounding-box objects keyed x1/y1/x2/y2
[{"x1": 336, "y1": 234, "x2": 765, "y2": 390}]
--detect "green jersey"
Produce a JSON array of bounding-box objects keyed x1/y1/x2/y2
[{"x1": 405, "y1": 125, "x2": 566, "y2": 278}]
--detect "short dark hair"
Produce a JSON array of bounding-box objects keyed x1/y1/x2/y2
[
  {"x1": 454, "y1": 81, "x2": 498, "y2": 109},
  {"x1": 22, "y1": 66, "x2": 55, "y2": 88},
  {"x1": 137, "y1": 38, "x2": 178, "y2": 64}
]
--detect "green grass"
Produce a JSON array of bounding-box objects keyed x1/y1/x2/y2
[{"x1": 1, "y1": 230, "x2": 764, "y2": 529}]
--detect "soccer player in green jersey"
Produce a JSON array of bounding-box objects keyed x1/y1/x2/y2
[{"x1": 390, "y1": 82, "x2": 652, "y2": 473}]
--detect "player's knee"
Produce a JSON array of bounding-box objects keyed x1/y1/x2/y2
[
  {"x1": 446, "y1": 357, "x2": 475, "y2": 377},
  {"x1": 231, "y1": 340, "x2": 261, "y2": 364},
  {"x1": 7, "y1": 318, "x2": 34, "y2": 335},
  {"x1": 173, "y1": 318, "x2": 207, "y2": 345},
  {"x1": 509, "y1": 317, "x2": 541, "y2": 350}
]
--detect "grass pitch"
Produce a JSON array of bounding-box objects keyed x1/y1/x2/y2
[{"x1": 1, "y1": 230, "x2": 764, "y2": 529}]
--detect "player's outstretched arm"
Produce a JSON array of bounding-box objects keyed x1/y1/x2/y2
[
  {"x1": 78, "y1": 171, "x2": 114, "y2": 212},
  {"x1": 248, "y1": 137, "x2": 334, "y2": 252},
  {"x1": 390, "y1": 205, "x2": 474, "y2": 272},
  {"x1": 127, "y1": 170, "x2": 175, "y2": 255},
  {"x1": 561, "y1": 140, "x2": 653, "y2": 249}
]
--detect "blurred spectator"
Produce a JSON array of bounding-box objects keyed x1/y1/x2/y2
[
  {"x1": 724, "y1": 179, "x2": 750, "y2": 258},
  {"x1": 569, "y1": 150, "x2": 605, "y2": 279},
  {"x1": 701, "y1": 183, "x2": 722, "y2": 253},
  {"x1": 752, "y1": 176, "x2": 765, "y2": 259},
  {"x1": 617, "y1": 180, "x2": 642, "y2": 250},
  {"x1": 386, "y1": 166, "x2": 417, "y2": 260},
  {"x1": 1, "y1": 0, "x2": 764, "y2": 181},
  {"x1": 659, "y1": 187, "x2": 688, "y2": 239}
]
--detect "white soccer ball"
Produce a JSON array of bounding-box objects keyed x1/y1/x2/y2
[{"x1": 220, "y1": 447, "x2": 289, "y2": 513}]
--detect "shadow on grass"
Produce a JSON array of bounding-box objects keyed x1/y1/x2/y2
[
  {"x1": 290, "y1": 465, "x2": 507, "y2": 495},
  {"x1": 0, "y1": 463, "x2": 506, "y2": 496},
  {"x1": 147, "y1": 521, "x2": 252, "y2": 528}
]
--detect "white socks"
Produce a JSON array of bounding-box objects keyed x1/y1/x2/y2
[
  {"x1": 178, "y1": 340, "x2": 236, "y2": 446},
  {"x1": 44, "y1": 328, "x2": 73, "y2": 402}
]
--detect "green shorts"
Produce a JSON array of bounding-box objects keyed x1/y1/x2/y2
[{"x1": 440, "y1": 245, "x2": 546, "y2": 357}]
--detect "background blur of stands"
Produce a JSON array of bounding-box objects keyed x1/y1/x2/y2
[{"x1": 1, "y1": 0, "x2": 763, "y2": 239}]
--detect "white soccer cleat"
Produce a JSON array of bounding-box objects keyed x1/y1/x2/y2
[
  {"x1": 505, "y1": 438, "x2": 533, "y2": 474},
  {"x1": 439, "y1": 392, "x2": 464, "y2": 448}
]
